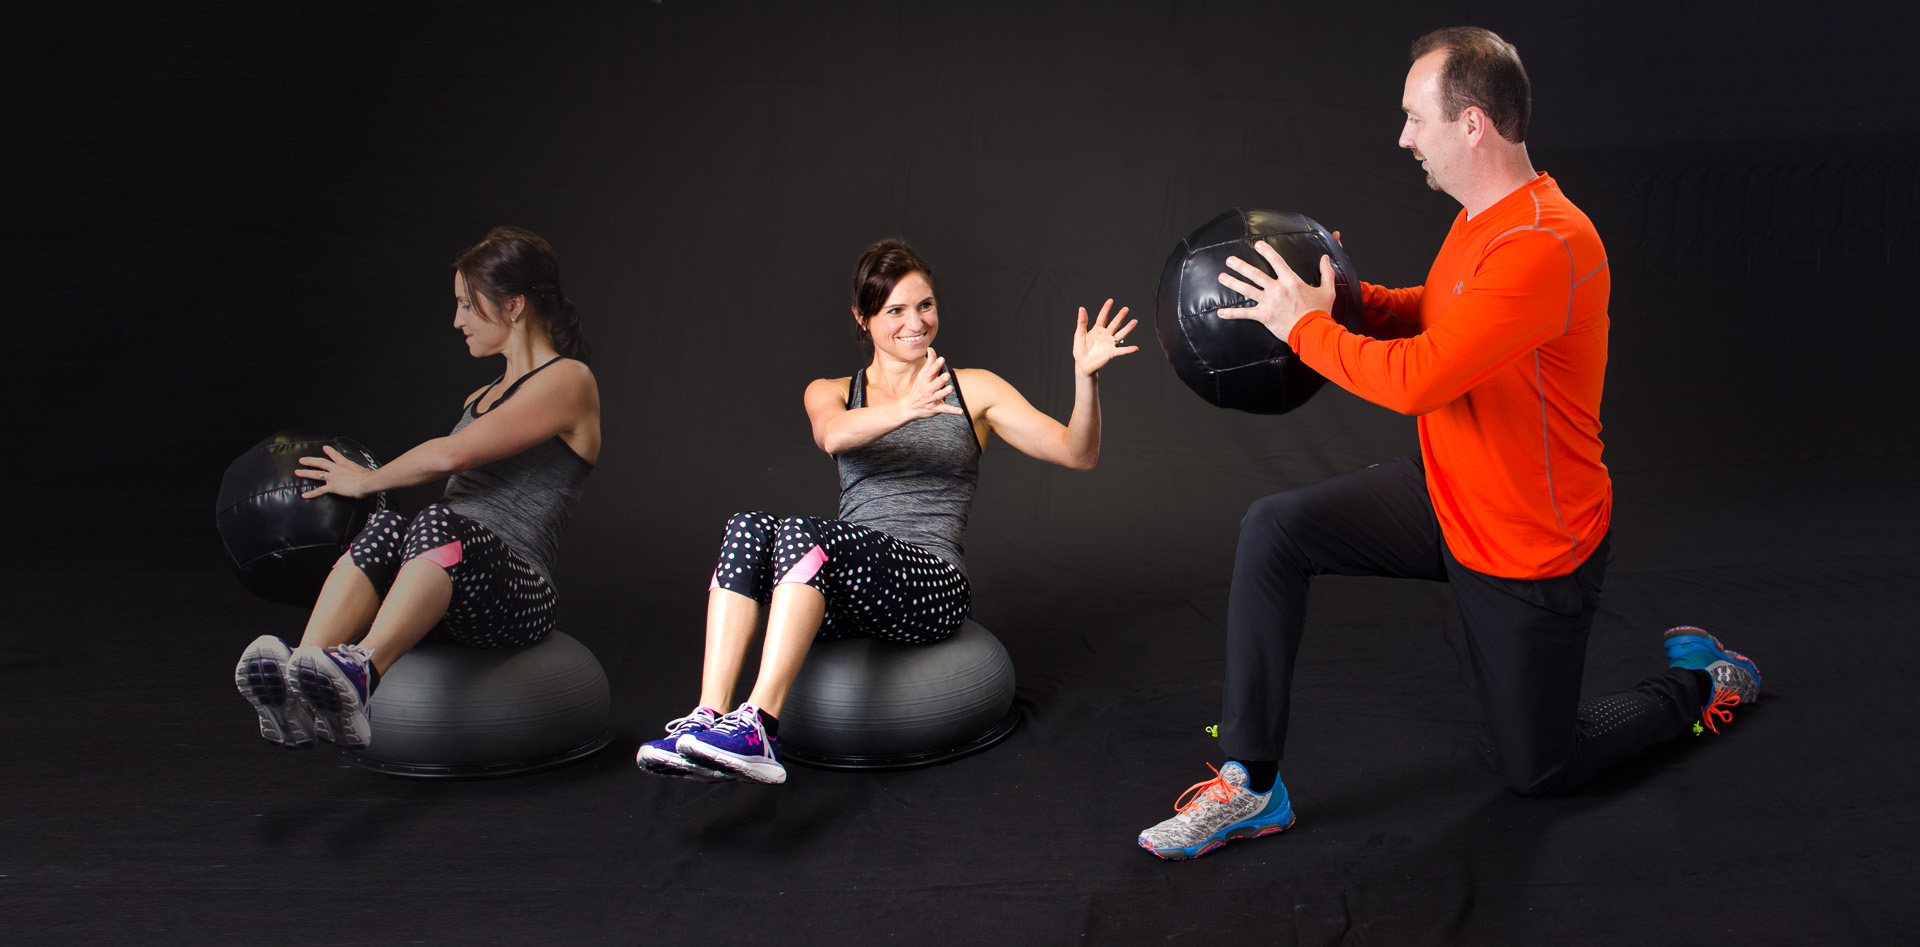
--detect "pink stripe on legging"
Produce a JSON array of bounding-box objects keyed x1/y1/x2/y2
[
  {"x1": 416, "y1": 541, "x2": 464, "y2": 569},
  {"x1": 777, "y1": 545, "x2": 829, "y2": 586}
]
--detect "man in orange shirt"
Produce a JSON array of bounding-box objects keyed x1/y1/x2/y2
[{"x1": 1137, "y1": 27, "x2": 1763, "y2": 861}]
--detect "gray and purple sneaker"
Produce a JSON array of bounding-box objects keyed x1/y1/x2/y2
[
  {"x1": 677, "y1": 703, "x2": 786, "y2": 784},
  {"x1": 234, "y1": 635, "x2": 313, "y2": 748},
  {"x1": 288, "y1": 643, "x2": 376, "y2": 748}
]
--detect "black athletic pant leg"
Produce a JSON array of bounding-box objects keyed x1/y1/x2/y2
[
  {"x1": 1220, "y1": 456, "x2": 1446, "y2": 762},
  {"x1": 1447, "y1": 535, "x2": 1705, "y2": 796}
]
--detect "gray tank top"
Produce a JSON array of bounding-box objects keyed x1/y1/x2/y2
[
  {"x1": 837, "y1": 368, "x2": 981, "y2": 580},
  {"x1": 440, "y1": 356, "x2": 593, "y2": 587}
]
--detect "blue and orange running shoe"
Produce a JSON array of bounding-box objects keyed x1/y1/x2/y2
[
  {"x1": 288, "y1": 643, "x2": 376, "y2": 747},
  {"x1": 636, "y1": 706, "x2": 730, "y2": 781},
  {"x1": 1137, "y1": 762, "x2": 1295, "y2": 860},
  {"x1": 234, "y1": 635, "x2": 313, "y2": 748},
  {"x1": 1664, "y1": 626, "x2": 1761, "y2": 734},
  {"x1": 676, "y1": 702, "x2": 786, "y2": 784}
]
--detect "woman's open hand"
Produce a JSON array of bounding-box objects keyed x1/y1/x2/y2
[
  {"x1": 900, "y1": 348, "x2": 966, "y2": 421},
  {"x1": 1073, "y1": 299, "x2": 1139, "y2": 377},
  {"x1": 296, "y1": 445, "x2": 376, "y2": 499}
]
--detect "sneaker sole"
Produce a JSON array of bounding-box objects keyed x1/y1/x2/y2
[
  {"x1": 676, "y1": 737, "x2": 787, "y2": 785},
  {"x1": 288, "y1": 647, "x2": 371, "y2": 748},
  {"x1": 234, "y1": 637, "x2": 312, "y2": 748},
  {"x1": 636, "y1": 745, "x2": 731, "y2": 782},
  {"x1": 1139, "y1": 812, "x2": 1297, "y2": 861}
]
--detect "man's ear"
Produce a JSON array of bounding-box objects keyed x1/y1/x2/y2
[{"x1": 1461, "y1": 106, "x2": 1488, "y2": 147}]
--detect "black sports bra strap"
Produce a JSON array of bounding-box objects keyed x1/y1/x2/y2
[
  {"x1": 472, "y1": 356, "x2": 568, "y2": 417},
  {"x1": 464, "y1": 377, "x2": 504, "y2": 415},
  {"x1": 947, "y1": 368, "x2": 981, "y2": 455},
  {"x1": 848, "y1": 369, "x2": 867, "y2": 409},
  {"x1": 948, "y1": 368, "x2": 974, "y2": 422}
]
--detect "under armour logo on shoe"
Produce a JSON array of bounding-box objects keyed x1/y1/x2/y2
[{"x1": 1453, "y1": 280, "x2": 1464, "y2": 295}]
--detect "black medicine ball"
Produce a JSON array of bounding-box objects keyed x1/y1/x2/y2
[
  {"x1": 1155, "y1": 208, "x2": 1363, "y2": 414},
  {"x1": 215, "y1": 431, "x2": 381, "y2": 607}
]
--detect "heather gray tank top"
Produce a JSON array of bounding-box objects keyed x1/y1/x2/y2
[
  {"x1": 440, "y1": 356, "x2": 593, "y2": 586},
  {"x1": 837, "y1": 368, "x2": 981, "y2": 580}
]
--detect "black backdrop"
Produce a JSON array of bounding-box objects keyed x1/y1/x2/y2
[{"x1": 10, "y1": 2, "x2": 1920, "y2": 944}]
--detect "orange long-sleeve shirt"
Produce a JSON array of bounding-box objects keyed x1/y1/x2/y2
[{"x1": 1287, "y1": 173, "x2": 1611, "y2": 579}]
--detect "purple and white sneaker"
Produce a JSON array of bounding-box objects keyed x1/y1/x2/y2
[
  {"x1": 288, "y1": 643, "x2": 375, "y2": 747},
  {"x1": 636, "y1": 707, "x2": 731, "y2": 781},
  {"x1": 677, "y1": 703, "x2": 786, "y2": 784},
  {"x1": 234, "y1": 635, "x2": 313, "y2": 748}
]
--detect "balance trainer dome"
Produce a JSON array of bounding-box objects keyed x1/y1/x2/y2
[
  {"x1": 780, "y1": 620, "x2": 1019, "y2": 770},
  {"x1": 215, "y1": 431, "x2": 381, "y2": 607},
  {"x1": 1155, "y1": 208, "x2": 1363, "y2": 414},
  {"x1": 342, "y1": 631, "x2": 613, "y2": 778}
]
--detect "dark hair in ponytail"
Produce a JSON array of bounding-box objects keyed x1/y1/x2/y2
[{"x1": 452, "y1": 226, "x2": 590, "y2": 362}]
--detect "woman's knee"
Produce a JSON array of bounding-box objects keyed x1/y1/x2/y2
[
  {"x1": 725, "y1": 511, "x2": 777, "y2": 537},
  {"x1": 773, "y1": 518, "x2": 831, "y2": 585},
  {"x1": 775, "y1": 516, "x2": 824, "y2": 550},
  {"x1": 400, "y1": 505, "x2": 467, "y2": 569},
  {"x1": 716, "y1": 512, "x2": 778, "y2": 563}
]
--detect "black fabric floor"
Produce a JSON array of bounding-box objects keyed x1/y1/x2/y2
[{"x1": 7, "y1": 456, "x2": 1917, "y2": 945}]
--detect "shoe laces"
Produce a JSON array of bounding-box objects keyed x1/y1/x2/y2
[
  {"x1": 330, "y1": 643, "x2": 375, "y2": 667},
  {"x1": 713, "y1": 705, "x2": 763, "y2": 737},
  {"x1": 663, "y1": 709, "x2": 715, "y2": 737},
  {"x1": 1701, "y1": 687, "x2": 1741, "y2": 734},
  {"x1": 1172, "y1": 763, "x2": 1238, "y2": 817}
]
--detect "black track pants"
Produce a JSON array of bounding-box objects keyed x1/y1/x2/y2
[{"x1": 1219, "y1": 455, "x2": 1706, "y2": 797}]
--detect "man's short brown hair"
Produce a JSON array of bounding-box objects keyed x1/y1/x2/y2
[{"x1": 1410, "y1": 27, "x2": 1531, "y2": 144}]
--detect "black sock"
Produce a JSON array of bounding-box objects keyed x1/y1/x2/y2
[
  {"x1": 1234, "y1": 759, "x2": 1279, "y2": 794},
  {"x1": 367, "y1": 664, "x2": 382, "y2": 695},
  {"x1": 758, "y1": 708, "x2": 779, "y2": 738}
]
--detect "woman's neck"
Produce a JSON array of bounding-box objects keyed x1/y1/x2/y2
[
  {"x1": 865, "y1": 350, "x2": 926, "y2": 397},
  {"x1": 500, "y1": 334, "x2": 561, "y2": 384}
]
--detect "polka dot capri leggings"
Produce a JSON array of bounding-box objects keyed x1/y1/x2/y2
[
  {"x1": 340, "y1": 503, "x2": 557, "y2": 648},
  {"x1": 710, "y1": 512, "x2": 971, "y2": 644}
]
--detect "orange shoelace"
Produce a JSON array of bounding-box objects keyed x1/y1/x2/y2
[
  {"x1": 1701, "y1": 688, "x2": 1742, "y2": 734},
  {"x1": 1173, "y1": 763, "x2": 1237, "y2": 814}
]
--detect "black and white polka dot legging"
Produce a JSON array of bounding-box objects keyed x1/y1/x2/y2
[
  {"x1": 340, "y1": 503, "x2": 556, "y2": 648},
  {"x1": 710, "y1": 512, "x2": 970, "y2": 644}
]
